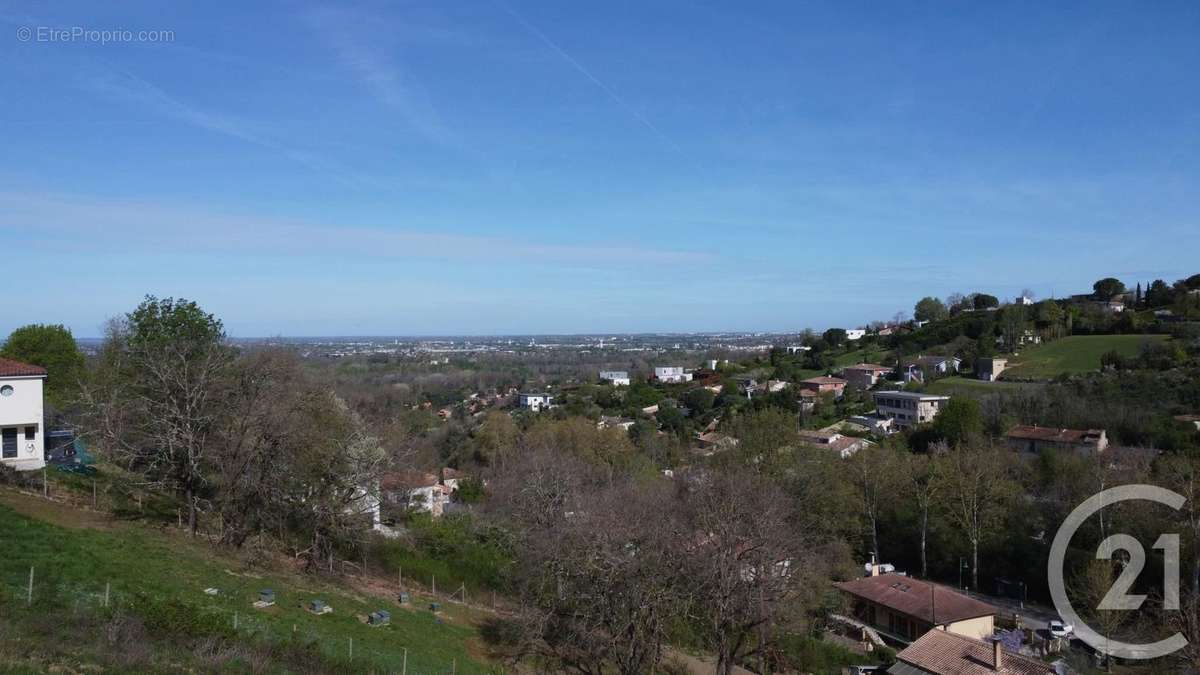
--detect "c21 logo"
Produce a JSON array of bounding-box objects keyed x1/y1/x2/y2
[{"x1": 1048, "y1": 484, "x2": 1187, "y2": 660}]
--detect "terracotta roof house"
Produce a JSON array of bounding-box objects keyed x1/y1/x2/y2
[
  {"x1": 841, "y1": 363, "x2": 893, "y2": 389},
  {"x1": 1005, "y1": 425, "x2": 1108, "y2": 455},
  {"x1": 797, "y1": 429, "x2": 869, "y2": 458},
  {"x1": 0, "y1": 358, "x2": 48, "y2": 378},
  {"x1": 798, "y1": 376, "x2": 847, "y2": 397},
  {"x1": 889, "y1": 628, "x2": 1054, "y2": 675},
  {"x1": 0, "y1": 357, "x2": 48, "y2": 471},
  {"x1": 836, "y1": 572, "x2": 999, "y2": 644}
]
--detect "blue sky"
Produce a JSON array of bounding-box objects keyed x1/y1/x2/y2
[{"x1": 2, "y1": 1, "x2": 1198, "y2": 337}]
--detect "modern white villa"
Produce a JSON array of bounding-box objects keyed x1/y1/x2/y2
[
  {"x1": 0, "y1": 357, "x2": 47, "y2": 471},
  {"x1": 518, "y1": 393, "x2": 554, "y2": 411},
  {"x1": 599, "y1": 370, "x2": 630, "y2": 386},
  {"x1": 653, "y1": 366, "x2": 692, "y2": 383}
]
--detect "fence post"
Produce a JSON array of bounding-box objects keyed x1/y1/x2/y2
[
  {"x1": 432, "y1": 574, "x2": 436, "y2": 596},
  {"x1": 349, "y1": 637, "x2": 353, "y2": 660},
  {"x1": 27, "y1": 566, "x2": 34, "y2": 605},
  {"x1": 104, "y1": 581, "x2": 110, "y2": 608},
  {"x1": 402, "y1": 648, "x2": 407, "y2": 675},
  {"x1": 234, "y1": 611, "x2": 238, "y2": 630},
  {"x1": 42, "y1": 468, "x2": 48, "y2": 498},
  {"x1": 92, "y1": 479, "x2": 98, "y2": 508}
]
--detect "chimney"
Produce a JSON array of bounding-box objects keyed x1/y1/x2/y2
[
  {"x1": 869, "y1": 554, "x2": 881, "y2": 577},
  {"x1": 991, "y1": 637, "x2": 1003, "y2": 671}
]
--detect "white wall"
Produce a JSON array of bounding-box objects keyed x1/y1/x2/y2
[{"x1": 0, "y1": 376, "x2": 46, "y2": 471}]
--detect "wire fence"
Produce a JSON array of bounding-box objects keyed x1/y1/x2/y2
[
  {"x1": 1, "y1": 564, "x2": 490, "y2": 674},
  {"x1": 1, "y1": 477, "x2": 509, "y2": 674}
]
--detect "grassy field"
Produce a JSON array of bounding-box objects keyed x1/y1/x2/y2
[
  {"x1": 0, "y1": 489, "x2": 500, "y2": 674},
  {"x1": 925, "y1": 376, "x2": 1041, "y2": 397},
  {"x1": 1000, "y1": 334, "x2": 1169, "y2": 380}
]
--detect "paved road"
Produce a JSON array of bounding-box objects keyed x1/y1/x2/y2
[{"x1": 959, "y1": 587, "x2": 1060, "y2": 633}]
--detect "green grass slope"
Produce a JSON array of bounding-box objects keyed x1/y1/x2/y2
[
  {"x1": 0, "y1": 491, "x2": 498, "y2": 674},
  {"x1": 1001, "y1": 334, "x2": 1169, "y2": 380}
]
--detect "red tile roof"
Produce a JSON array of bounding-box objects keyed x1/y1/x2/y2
[
  {"x1": 1005, "y1": 425, "x2": 1104, "y2": 444},
  {"x1": 892, "y1": 628, "x2": 1054, "y2": 675},
  {"x1": 0, "y1": 357, "x2": 47, "y2": 378},
  {"x1": 835, "y1": 573, "x2": 998, "y2": 625},
  {"x1": 843, "y1": 363, "x2": 892, "y2": 373},
  {"x1": 801, "y1": 376, "x2": 847, "y2": 386}
]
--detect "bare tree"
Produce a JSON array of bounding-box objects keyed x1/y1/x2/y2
[
  {"x1": 846, "y1": 444, "x2": 903, "y2": 563},
  {"x1": 677, "y1": 468, "x2": 819, "y2": 675},
  {"x1": 904, "y1": 445, "x2": 946, "y2": 578},
  {"x1": 83, "y1": 298, "x2": 231, "y2": 535},
  {"x1": 941, "y1": 443, "x2": 1016, "y2": 590}
]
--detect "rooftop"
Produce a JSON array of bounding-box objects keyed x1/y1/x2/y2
[
  {"x1": 835, "y1": 573, "x2": 998, "y2": 625},
  {"x1": 1005, "y1": 425, "x2": 1105, "y2": 444},
  {"x1": 872, "y1": 391, "x2": 951, "y2": 402},
  {"x1": 843, "y1": 363, "x2": 892, "y2": 372},
  {"x1": 801, "y1": 376, "x2": 847, "y2": 385},
  {"x1": 890, "y1": 628, "x2": 1054, "y2": 675},
  {"x1": 0, "y1": 357, "x2": 48, "y2": 378}
]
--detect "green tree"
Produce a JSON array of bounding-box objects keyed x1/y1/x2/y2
[
  {"x1": 822, "y1": 328, "x2": 848, "y2": 347},
  {"x1": 682, "y1": 386, "x2": 716, "y2": 415},
  {"x1": 85, "y1": 296, "x2": 231, "y2": 535},
  {"x1": 972, "y1": 293, "x2": 999, "y2": 310},
  {"x1": 913, "y1": 296, "x2": 948, "y2": 323},
  {"x1": 1, "y1": 323, "x2": 85, "y2": 408},
  {"x1": 1092, "y1": 277, "x2": 1126, "y2": 300},
  {"x1": 933, "y1": 397, "x2": 982, "y2": 447}
]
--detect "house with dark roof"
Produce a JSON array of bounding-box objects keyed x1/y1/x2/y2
[
  {"x1": 835, "y1": 570, "x2": 999, "y2": 644},
  {"x1": 0, "y1": 357, "x2": 47, "y2": 471},
  {"x1": 1004, "y1": 425, "x2": 1108, "y2": 455},
  {"x1": 889, "y1": 628, "x2": 1054, "y2": 675}
]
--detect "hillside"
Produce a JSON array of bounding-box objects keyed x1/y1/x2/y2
[
  {"x1": 0, "y1": 489, "x2": 499, "y2": 674},
  {"x1": 1000, "y1": 334, "x2": 1169, "y2": 380}
]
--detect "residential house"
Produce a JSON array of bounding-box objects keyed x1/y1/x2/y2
[
  {"x1": 845, "y1": 329, "x2": 867, "y2": 341},
  {"x1": 518, "y1": 393, "x2": 554, "y2": 411},
  {"x1": 1016, "y1": 294, "x2": 1035, "y2": 306},
  {"x1": 877, "y1": 325, "x2": 912, "y2": 337},
  {"x1": 846, "y1": 414, "x2": 895, "y2": 435},
  {"x1": 797, "y1": 429, "x2": 869, "y2": 458},
  {"x1": 0, "y1": 357, "x2": 46, "y2": 471},
  {"x1": 836, "y1": 570, "x2": 999, "y2": 644},
  {"x1": 598, "y1": 416, "x2": 636, "y2": 431},
  {"x1": 599, "y1": 370, "x2": 630, "y2": 386},
  {"x1": 889, "y1": 627, "x2": 1054, "y2": 675},
  {"x1": 910, "y1": 355, "x2": 961, "y2": 375},
  {"x1": 872, "y1": 391, "x2": 950, "y2": 429},
  {"x1": 695, "y1": 432, "x2": 738, "y2": 455},
  {"x1": 785, "y1": 345, "x2": 811, "y2": 354},
  {"x1": 380, "y1": 468, "x2": 464, "y2": 518},
  {"x1": 841, "y1": 363, "x2": 893, "y2": 389},
  {"x1": 1176, "y1": 415, "x2": 1200, "y2": 432},
  {"x1": 976, "y1": 358, "x2": 1007, "y2": 382},
  {"x1": 653, "y1": 366, "x2": 693, "y2": 383},
  {"x1": 797, "y1": 388, "x2": 818, "y2": 413},
  {"x1": 799, "y1": 376, "x2": 847, "y2": 397},
  {"x1": 1005, "y1": 425, "x2": 1109, "y2": 455}
]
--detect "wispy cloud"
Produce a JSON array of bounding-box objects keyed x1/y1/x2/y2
[
  {"x1": 305, "y1": 6, "x2": 457, "y2": 147},
  {"x1": 0, "y1": 190, "x2": 715, "y2": 266},
  {"x1": 86, "y1": 70, "x2": 376, "y2": 189},
  {"x1": 493, "y1": 0, "x2": 681, "y2": 153}
]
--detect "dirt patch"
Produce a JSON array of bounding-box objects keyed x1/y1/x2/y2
[{"x1": 0, "y1": 488, "x2": 115, "y2": 530}]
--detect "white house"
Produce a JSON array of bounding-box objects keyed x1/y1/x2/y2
[
  {"x1": 518, "y1": 393, "x2": 554, "y2": 411},
  {"x1": 871, "y1": 391, "x2": 951, "y2": 429},
  {"x1": 0, "y1": 358, "x2": 46, "y2": 471},
  {"x1": 845, "y1": 329, "x2": 866, "y2": 341},
  {"x1": 599, "y1": 370, "x2": 630, "y2": 386},
  {"x1": 1016, "y1": 294, "x2": 1035, "y2": 305},
  {"x1": 653, "y1": 366, "x2": 692, "y2": 383}
]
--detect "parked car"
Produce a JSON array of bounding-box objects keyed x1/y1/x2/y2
[{"x1": 1048, "y1": 619, "x2": 1074, "y2": 639}]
